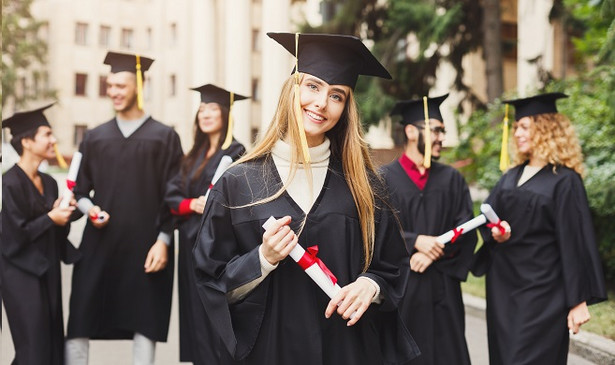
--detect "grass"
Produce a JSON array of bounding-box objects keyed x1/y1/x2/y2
[{"x1": 461, "y1": 273, "x2": 615, "y2": 340}]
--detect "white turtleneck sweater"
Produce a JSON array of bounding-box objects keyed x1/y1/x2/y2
[{"x1": 228, "y1": 138, "x2": 380, "y2": 303}]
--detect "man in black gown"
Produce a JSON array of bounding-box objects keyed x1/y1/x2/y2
[
  {"x1": 380, "y1": 94, "x2": 476, "y2": 365},
  {"x1": 65, "y1": 51, "x2": 183, "y2": 364}
]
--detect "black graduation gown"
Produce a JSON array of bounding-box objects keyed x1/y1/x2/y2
[
  {"x1": 165, "y1": 139, "x2": 245, "y2": 364},
  {"x1": 67, "y1": 117, "x2": 183, "y2": 342},
  {"x1": 472, "y1": 163, "x2": 607, "y2": 365},
  {"x1": 380, "y1": 160, "x2": 476, "y2": 365},
  {"x1": 1, "y1": 165, "x2": 80, "y2": 365},
  {"x1": 193, "y1": 156, "x2": 420, "y2": 365}
]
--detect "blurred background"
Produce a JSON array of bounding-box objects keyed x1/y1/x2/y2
[{"x1": 2, "y1": 0, "x2": 615, "y2": 343}]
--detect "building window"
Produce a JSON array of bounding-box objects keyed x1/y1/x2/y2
[
  {"x1": 99, "y1": 25, "x2": 111, "y2": 47},
  {"x1": 169, "y1": 23, "x2": 177, "y2": 47},
  {"x1": 99, "y1": 75, "x2": 108, "y2": 97},
  {"x1": 75, "y1": 73, "x2": 88, "y2": 96},
  {"x1": 146, "y1": 28, "x2": 153, "y2": 49},
  {"x1": 169, "y1": 74, "x2": 176, "y2": 96},
  {"x1": 121, "y1": 28, "x2": 134, "y2": 49},
  {"x1": 73, "y1": 125, "x2": 88, "y2": 146},
  {"x1": 252, "y1": 29, "x2": 261, "y2": 52},
  {"x1": 75, "y1": 22, "x2": 88, "y2": 45},
  {"x1": 251, "y1": 78, "x2": 260, "y2": 102}
]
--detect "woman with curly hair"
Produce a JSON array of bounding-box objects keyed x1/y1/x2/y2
[
  {"x1": 192, "y1": 33, "x2": 419, "y2": 364},
  {"x1": 472, "y1": 92, "x2": 606, "y2": 364}
]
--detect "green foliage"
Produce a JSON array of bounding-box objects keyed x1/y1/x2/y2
[
  {"x1": 2, "y1": 0, "x2": 53, "y2": 108},
  {"x1": 302, "y1": 0, "x2": 485, "y2": 128}
]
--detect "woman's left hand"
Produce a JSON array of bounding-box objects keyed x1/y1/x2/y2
[
  {"x1": 568, "y1": 301, "x2": 591, "y2": 334},
  {"x1": 325, "y1": 278, "x2": 376, "y2": 326}
]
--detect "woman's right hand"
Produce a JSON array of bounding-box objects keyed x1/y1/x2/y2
[
  {"x1": 261, "y1": 216, "x2": 298, "y2": 265},
  {"x1": 48, "y1": 198, "x2": 75, "y2": 226},
  {"x1": 414, "y1": 235, "x2": 444, "y2": 260},
  {"x1": 491, "y1": 220, "x2": 511, "y2": 243}
]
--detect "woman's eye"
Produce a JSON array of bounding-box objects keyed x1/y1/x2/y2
[
  {"x1": 307, "y1": 83, "x2": 317, "y2": 90},
  {"x1": 331, "y1": 94, "x2": 343, "y2": 102}
]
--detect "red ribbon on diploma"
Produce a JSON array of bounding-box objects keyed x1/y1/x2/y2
[
  {"x1": 67, "y1": 180, "x2": 76, "y2": 190},
  {"x1": 487, "y1": 220, "x2": 506, "y2": 235},
  {"x1": 451, "y1": 227, "x2": 464, "y2": 243},
  {"x1": 296, "y1": 245, "x2": 338, "y2": 286}
]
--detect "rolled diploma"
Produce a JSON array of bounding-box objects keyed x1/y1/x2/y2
[
  {"x1": 203, "y1": 155, "x2": 233, "y2": 202},
  {"x1": 480, "y1": 203, "x2": 500, "y2": 224},
  {"x1": 60, "y1": 152, "x2": 83, "y2": 208},
  {"x1": 435, "y1": 214, "x2": 487, "y2": 244},
  {"x1": 263, "y1": 216, "x2": 341, "y2": 299}
]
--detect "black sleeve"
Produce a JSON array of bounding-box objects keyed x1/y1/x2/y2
[{"x1": 157, "y1": 130, "x2": 184, "y2": 235}]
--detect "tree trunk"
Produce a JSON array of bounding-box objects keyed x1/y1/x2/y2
[{"x1": 482, "y1": 0, "x2": 504, "y2": 103}]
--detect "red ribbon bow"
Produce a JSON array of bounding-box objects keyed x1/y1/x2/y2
[
  {"x1": 296, "y1": 245, "x2": 338, "y2": 286},
  {"x1": 487, "y1": 220, "x2": 506, "y2": 235},
  {"x1": 66, "y1": 180, "x2": 76, "y2": 190},
  {"x1": 451, "y1": 227, "x2": 464, "y2": 243}
]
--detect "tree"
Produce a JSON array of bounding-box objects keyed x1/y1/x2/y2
[
  {"x1": 2, "y1": 0, "x2": 54, "y2": 109},
  {"x1": 482, "y1": 0, "x2": 504, "y2": 102}
]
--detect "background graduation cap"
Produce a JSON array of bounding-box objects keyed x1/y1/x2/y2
[
  {"x1": 503, "y1": 92, "x2": 568, "y2": 121},
  {"x1": 390, "y1": 93, "x2": 449, "y2": 125},
  {"x1": 2, "y1": 103, "x2": 54, "y2": 137},
  {"x1": 498, "y1": 92, "x2": 569, "y2": 171},
  {"x1": 103, "y1": 51, "x2": 155, "y2": 111},
  {"x1": 390, "y1": 94, "x2": 449, "y2": 168},
  {"x1": 267, "y1": 32, "x2": 392, "y2": 163},
  {"x1": 190, "y1": 84, "x2": 250, "y2": 149},
  {"x1": 2, "y1": 102, "x2": 68, "y2": 167}
]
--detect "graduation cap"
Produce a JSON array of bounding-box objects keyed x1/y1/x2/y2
[
  {"x1": 267, "y1": 32, "x2": 392, "y2": 89},
  {"x1": 191, "y1": 84, "x2": 250, "y2": 150},
  {"x1": 390, "y1": 94, "x2": 448, "y2": 168},
  {"x1": 2, "y1": 103, "x2": 54, "y2": 137},
  {"x1": 503, "y1": 92, "x2": 568, "y2": 121},
  {"x1": 268, "y1": 32, "x2": 391, "y2": 164},
  {"x1": 2, "y1": 102, "x2": 68, "y2": 166},
  {"x1": 390, "y1": 94, "x2": 449, "y2": 125},
  {"x1": 103, "y1": 51, "x2": 155, "y2": 110}
]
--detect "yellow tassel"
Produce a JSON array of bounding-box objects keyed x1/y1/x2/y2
[
  {"x1": 422, "y1": 96, "x2": 431, "y2": 169},
  {"x1": 293, "y1": 33, "x2": 311, "y2": 164},
  {"x1": 54, "y1": 143, "x2": 68, "y2": 169},
  {"x1": 222, "y1": 92, "x2": 234, "y2": 150},
  {"x1": 136, "y1": 54, "x2": 144, "y2": 110},
  {"x1": 499, "y1": 104, "x2": 510, "y2": 172}
]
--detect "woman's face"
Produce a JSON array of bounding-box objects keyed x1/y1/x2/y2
[
  {"x1": 513, "y1": 116, "x2": 533, "y2": 155},
  {"x1": 23, "y1": 126, "x2": 57, "y2": 159},
  {"x1": 197, "y1": 102, "x2": 223, "y2": 135},
  {"x1": 299, "y1": 74, "x2": 351, "y2": 146}
]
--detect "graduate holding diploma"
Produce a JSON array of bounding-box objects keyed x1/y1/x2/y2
[
  {"x1": 165, "y1": 84, "x2": 247, "y2": 365},
  {"x1": 472, "y1": 93, "x2": 607, "y2": 365},
  {"x1": 380, "y1": 94, "x2": 477, "y2": 365},
  {"x1": 193, "y1": 33, "x2": 419, "y2": 365},
  {"x1": 1, "y1": 103, "x2": 81, "y2": 365}
]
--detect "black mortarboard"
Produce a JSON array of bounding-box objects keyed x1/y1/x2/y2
[
  {"x1": 2, "y1": 102, "x2": 54, "y2": 137},
  {"x1": 103, "y1": 51, "x2": 154, "y2": 74},
  {"x1": 267, "y1": 32, "x2": 392, "y2": 89},
  {"x1": 503, "y1": 92, "x2": 568, "y2": 120},
  {"x1": 390, "y1": 94, "x2": 449, "y2": 125},
  {"x1": 190, "y1": 84, "x2": 249, "y2": 108}
]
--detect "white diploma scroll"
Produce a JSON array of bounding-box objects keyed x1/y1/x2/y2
[
  {"x1": 203, "y1": 155, "x2": 233, "y2": 203},
  {"x1": 435, "y1": 215, "x2": 487, "y2": 244},
  {"x1": 434, "y1": 204, "x2": 500, "y2": 244},
  {"x1": 262, "y1": 216, "x2": 342, "y2": 299},
  {"x1": 59, "y1": 152, "x2": 82, "y2": 208}
]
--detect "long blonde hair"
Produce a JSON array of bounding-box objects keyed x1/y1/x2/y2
[
  {"x1": 235, "y1": 74, "x2": 378, "y2": 271},
  {"x1": 512, "y1": 113, "x2": 585, "y2": 176}
]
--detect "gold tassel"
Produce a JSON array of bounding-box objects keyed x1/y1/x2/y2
[
  {"x1": 136, "y1": 54, "x2": 144, "y2": 110},
  {"x1": 54, "y1": 143, "x2": 68, "y2": 169},
  {"x1": 422, "y1": 96, "x2": 431, "y2": 168},
  {"x1": 293, "y1": 33, "x2": 311, "y2": 164},
  {"x1": 222, "y1": 92, "x2": 234, "y2": 150},
  {"x1": 499, "y1": 104, "x2": 510, "y2": 172}
]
